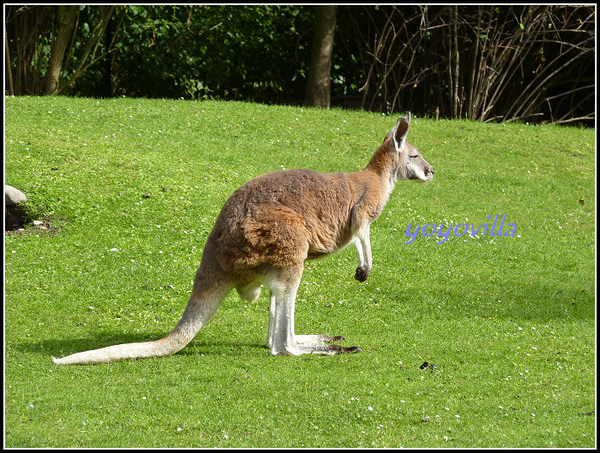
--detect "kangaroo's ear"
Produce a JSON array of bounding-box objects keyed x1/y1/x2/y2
[{"x1": 389, "y1": 112, "x2": 411, "y2": 152}]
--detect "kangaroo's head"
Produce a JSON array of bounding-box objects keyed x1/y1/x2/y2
[{"x1": 385, "y1": 113, "x2": 434, "y2": 183}]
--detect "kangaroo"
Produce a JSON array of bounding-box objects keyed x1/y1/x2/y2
[{"x1": 52, "y1": 113, "x2": 434, "y2": 365}]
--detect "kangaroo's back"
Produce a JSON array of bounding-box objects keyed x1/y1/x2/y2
[{"x1": 211, "y1": 169, "x2": 360, "y2": 264}]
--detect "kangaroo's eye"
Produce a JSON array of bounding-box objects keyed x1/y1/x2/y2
[{"x1": 409, "y1": 155, "x2": 418, "y2": 159}]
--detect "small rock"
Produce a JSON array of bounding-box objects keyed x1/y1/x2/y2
[
  {"x1": 33, "y1": 220, "x2": 43, "y2": 226},
  {"x1": 5, "y1": 185, "x2": 28, "y2": 207},
  {"x1": 420, "y1": 361, "x2": 438, "y2": 371}
]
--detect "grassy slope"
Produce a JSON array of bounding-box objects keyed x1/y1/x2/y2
[{"x1": 4, "y1": 96, "x2": 595, "y2": 447}]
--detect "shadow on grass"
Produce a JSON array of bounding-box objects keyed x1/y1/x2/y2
[{"x1": 388, "y1": 277, "x2": 595, "y2": 323}]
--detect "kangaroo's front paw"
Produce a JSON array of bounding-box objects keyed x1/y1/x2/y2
[{"x1": 355, "y1": 266, "x2": 370, "y2": 282}]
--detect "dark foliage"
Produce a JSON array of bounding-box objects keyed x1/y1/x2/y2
[{"x1": 5, "y1": 5, "x2": 594, "y2": 124}]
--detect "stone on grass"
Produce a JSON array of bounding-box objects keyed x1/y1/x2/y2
[{"x1": 5, "y1": 185, "x2": 28, "y2": 207}]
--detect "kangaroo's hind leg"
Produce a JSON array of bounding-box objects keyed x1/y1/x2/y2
[
  {"x1": 265, "y1": 266, "x2": 361, "y2": 356},
  {"x1": 242, "y1": 204, "x2": 361, "y2": 355}
]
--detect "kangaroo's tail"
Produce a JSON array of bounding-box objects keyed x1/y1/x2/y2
[{"x1": 52, "y1": 268, "x2": 231, "y2": 365}]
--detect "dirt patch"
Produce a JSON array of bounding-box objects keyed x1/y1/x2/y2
[{"x1": 5, "y1": 204, "x2": 57, "y2": 236}]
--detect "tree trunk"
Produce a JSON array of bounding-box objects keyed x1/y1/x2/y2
[
  {"x1": 304, "y1": 6, "x2": 337, "y2": 108},
  {"x1": 43, "y1": 5, "x2": 78, "y2": 95}
]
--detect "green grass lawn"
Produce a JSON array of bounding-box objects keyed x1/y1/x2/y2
[{"x1": 4, "y1": 96, "x2": 595, "y2": 448}]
